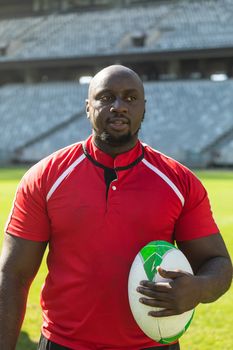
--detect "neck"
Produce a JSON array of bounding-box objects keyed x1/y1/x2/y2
[{"x1": 93, "y1": 135, "x2": 138, "y2": 158}]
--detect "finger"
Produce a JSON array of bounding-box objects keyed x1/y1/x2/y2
[
  {"x1": 137, "y1": 286, "x2": 169, "y2": 299},
  {"x1": 137, "y1": 283, "x2": 172, "y2": 296},
  {"x1": 139, "y1": 280, "x2": 171, "y2": 290},
  {"x1": 148, "y1": 309, "x2": 177, "y2": 317},
  {"x1": 139, "y1": 297, "x2": 170, "y2": 309},
  {"x1": 157, "y1": 266, "x2": 185, "y2": 279}
]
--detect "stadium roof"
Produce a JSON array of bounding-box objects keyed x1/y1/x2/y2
[
  {"x1": 1, "y1": 0, "x2": 233, "y2": 63},
  {"x1": 1, "y1": 79, "x2": 233, "y2": 166}
]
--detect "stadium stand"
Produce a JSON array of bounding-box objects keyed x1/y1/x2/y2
[
  {"x1": 1, "y1": 1, "x2": 233, "y2": 61},
  {"x1": 1, "y1": 79, "x2": 233, "y2": 167},
  {"x1": 0, "y1": 0, "x2": 233, "y2": 167},
  {"x1": 214, "y1": 139, "x2": 233, "y2": 166},
  {"x1": 0, "y1": 82, "x2": 87, "y2": 156}
]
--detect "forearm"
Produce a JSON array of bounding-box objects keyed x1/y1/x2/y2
[
  {"x1": 196, "y1": 256, "x2": 233, "y2": 303},
  {"x1": 0, "y1": 272, "x2": 29, "y2": 350}
]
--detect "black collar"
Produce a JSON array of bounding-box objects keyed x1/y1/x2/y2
[{"x1": 82, "y1": 142, "x2": 144, "y2": 171}]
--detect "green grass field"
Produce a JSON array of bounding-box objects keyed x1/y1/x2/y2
[{"x1": 0, "y1": 167, "x2": 232, "y2": 350}]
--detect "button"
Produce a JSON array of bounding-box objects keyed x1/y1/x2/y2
[{"x1": 112, "y1": 185, "x2": 117, "y2": 191}]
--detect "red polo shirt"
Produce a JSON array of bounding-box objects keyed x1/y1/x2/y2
[{"x1": 6, "y1": 135, "x2": 218, "y2": 350}]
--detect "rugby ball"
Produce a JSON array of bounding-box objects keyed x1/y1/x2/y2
[{"x1": 128, "y1": 240, "x2": 194, "y2": 344}]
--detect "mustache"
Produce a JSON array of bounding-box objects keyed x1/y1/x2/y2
[
  {"x1": 107, "y1": 109, "x2": 146, "y2": 122},
  {"x1": 107, "y1": 113, "x2": 130, "y2": 124}
]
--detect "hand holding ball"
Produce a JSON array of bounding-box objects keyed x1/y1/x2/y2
[{"x1": 128, "y1": 241, "x2": 195, "y2": 344}]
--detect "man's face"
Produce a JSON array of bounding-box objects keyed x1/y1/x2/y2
[{"x1": 86, "y1": 66, "x2": 145, "y2": 148}]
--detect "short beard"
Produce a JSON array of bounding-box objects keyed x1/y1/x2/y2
[
  {"x1": 98, "y1": 130, "x2": 133, "y2": 146},
  {"x1": 93, "y1": 111, "x2": 145, "y2": 147}
]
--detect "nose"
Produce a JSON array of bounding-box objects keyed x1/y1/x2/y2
[{"x1": 110, "y1": 97, "x2": 128, "y2": 113}]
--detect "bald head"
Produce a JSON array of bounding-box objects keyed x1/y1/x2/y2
[
  {"x1": 88, "y1": 65, "x2": 144, "y2": 99},
  {"x1": 85, "y1": 64, "x2": 146, "y2": 156}
]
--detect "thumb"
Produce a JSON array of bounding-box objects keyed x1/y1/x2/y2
[{"x1": 157, "y1": 266, "x2": 183, "y2": 279}]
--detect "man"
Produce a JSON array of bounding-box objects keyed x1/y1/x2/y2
[{"x1": 0, "y1": 65, "x2": 232, "y2": 350}]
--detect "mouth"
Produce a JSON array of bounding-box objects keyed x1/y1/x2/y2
[
  {"x1": 108, "y1": 118, "x2": 129, "y2": 131},
  {"x1": 107, "y1": 116, "x2": 129, "y2": 131}
]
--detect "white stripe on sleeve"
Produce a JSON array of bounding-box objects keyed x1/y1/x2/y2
[
  {"x1": 142, "y1": 158, "x2": 185, "y2": 206},
  {"x1": 46, "y1": 153, "x2": 86, "y2": 201}
]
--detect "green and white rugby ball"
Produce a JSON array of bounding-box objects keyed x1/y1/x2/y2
[{"x1": 128, "y1": 240, "x2": 194, "y2": 344}]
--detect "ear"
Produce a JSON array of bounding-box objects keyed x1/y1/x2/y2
[
  {"x1": 85, "y1": 99, "x2": 90, "y2": 119},
  {"x1": 142, "y1": 100, "x2": 146, "y2": 122},
  {"x1": 142, "y1": 108, "x2": 145, "y2": 122}
]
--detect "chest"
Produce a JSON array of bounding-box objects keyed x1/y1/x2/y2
[{"x1": 47, "y1": 162, "x2": 183, "y2": 244}]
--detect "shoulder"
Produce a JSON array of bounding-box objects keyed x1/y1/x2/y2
[
  {"x1": 142, "y1": 142, "x2": 205, "y2": 199},
  {"x1": 40, "y1": 141, "x2": 84, "y2": 171},
  {"x1": 18, "y1": 141, "x2": 85, "y2": 195},
  {"x1": 142, "y1": 142, "x2": 194, "y2": 179}
]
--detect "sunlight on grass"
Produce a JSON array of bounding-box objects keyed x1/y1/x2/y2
[{"x1": 0, "y1": 167, "x2": 232, "y2": 350}]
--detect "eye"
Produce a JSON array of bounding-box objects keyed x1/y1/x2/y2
[
  {"x1": 125, "y1": 95, "x2": 137, "y2": 102},
  {"x1": 99, "y1": 94, "x2": 114, "y2": 102}
]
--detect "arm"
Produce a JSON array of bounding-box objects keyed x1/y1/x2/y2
[
  {"x1": 177, "y1": 233, "x2": 232, "y2": 303},
  {"x1": 0, "y1": 233, "x2": 47, "y2": 350},
  {"x1": 137, "y1": 234, "x2": 232, "y2": 316}
]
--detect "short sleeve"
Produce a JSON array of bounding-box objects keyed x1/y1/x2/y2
[
  {"x1": 174, "y1": 171, "x2": 219, "y2": 241},
  {"x1": 5, "y1": 163, "x2": 51, "y2": 242}
]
